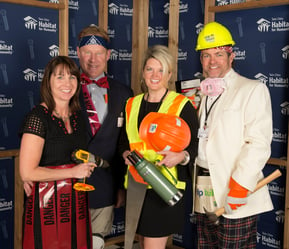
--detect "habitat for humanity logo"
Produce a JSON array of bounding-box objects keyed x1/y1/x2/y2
[
  {"x1": 275, "y1": 210, "x2": 285, "y2": 223},
  {"x1": 68, "y1": 46, "x2": 78, "y2": 59},
  {"x1": 0, "y1": 94, "x2": 13, "y2": 108},
  {"x1": 257, "y1": 17, "x2": 289, "y2": 32},
  {"x1": 163, "y1": 2, "x2": 188, "y2": 14},
  {"x1": 108, "y1": 3, "x2": 132, "y2": 16},
  {"x1": 148, "y1": 26, "x2": 168, "y2": 38},
  {"x1": 49, "y1": 45, "x2": 59, "y2": 57},
  {"x1": 49, "y1": 0, "x2": 79, "y2": 10},
  {"x1": 110, "y1": 221, "x2": 125, "y2": 235},
  {"x1": 195, "y1": 23, "x2": 204, "y2": 35},
  {"x1": 255, "y1": 73, "x2": 288, "y2": 88},
  {"x1": 272, "y1": 127, "x2": 287, "y2": 143},
  {"x1": 281, "y1": 45, "x2": 289, "y2": 59},
  {"x1": 24, "y1": 16, "x2": 57, "y2": 32},
  {"x1": 268, "y1": 179, "x2": 285, "y2": 197},
  {"x1": 257, "y1": 232, "x2": 281, "y2": 248},
  {"x1": 233, "y1": 47, "x2": 246, "y2": 60},
  {"x1": 108, "y1": 28, "x2": 116, "y2": 39},
  {"x1": 110, "y1": 49, "x2": 131, "y2": 61},
  {"x1": 172, "y1": 233, "x2": 183, "y2": 243},
  {"x1": 216, "y1": 0, "x2": 245, "y2": 6},
  {"x1": 280, "y1": 102, "x2": 289, "y2": 115},
  {"x1": 178, "y1": 49, "x2": 187, "y2": 61},
  {"x1": 0, "y1": 200, "x2": 13, "y2": 211},
  {"x1": 23, "y1": 68, "x2": 44, "y2": 82},
  {"x1": 0, "y1": 40, "x2": 13, "y2": 55}
]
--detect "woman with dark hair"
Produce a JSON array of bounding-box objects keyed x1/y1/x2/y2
[{"x1": 19, "y1": 56, "x2": 95, "y2": 249}]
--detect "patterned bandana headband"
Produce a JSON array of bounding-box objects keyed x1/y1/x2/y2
[
  {"x1": 214, "y1": 45, "x2": 233, "y2": 53},
  {"x1": 78, "y1": 35, "x2": 110, "y2": 49}
]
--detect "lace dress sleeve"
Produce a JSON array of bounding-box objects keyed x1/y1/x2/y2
[{"x1": 21, "y1": 111, "x2": 46, "y2": 139}]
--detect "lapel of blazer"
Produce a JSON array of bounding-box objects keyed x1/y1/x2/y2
[
  {"x1": 84, "y1": 78, "x2": 115, "y2": 139},
  {"x1": 79, "y1": 88, "x2": 94, "y2": 138}
]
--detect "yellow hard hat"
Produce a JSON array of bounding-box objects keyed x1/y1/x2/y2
[{"x1": 195, "y1": 22, "x2": 235, "y2": 51}]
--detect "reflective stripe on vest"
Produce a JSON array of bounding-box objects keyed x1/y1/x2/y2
[{"x1": 124, "y1": 91, "x2": 189, "y2": 189}]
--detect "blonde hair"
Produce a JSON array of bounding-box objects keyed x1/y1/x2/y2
[
  {"x1": 142, "y1": 45, "x2": 174, "y2": 75},
  {"x1": 140, "y1": 45, "x2": 174, "y2": 92}
]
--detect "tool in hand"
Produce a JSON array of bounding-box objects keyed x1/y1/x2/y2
[
  {"x1": 204, "y1": 169, "x2": 282, "y2": 225},
  {"x1": 71, "y1": 149, "x2": 109, "y2": 191},
  {"x1": 72, "y1": 149, "x2": 109, "y2": 168}
]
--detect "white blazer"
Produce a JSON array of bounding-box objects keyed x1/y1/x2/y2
[{"x1": 198, "y1": 69, "x2": 273, "y2": 219}]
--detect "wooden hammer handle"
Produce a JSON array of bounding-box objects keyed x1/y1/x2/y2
[{"x1": 215, "y1": 169, "x2": 282, "y2": 217}]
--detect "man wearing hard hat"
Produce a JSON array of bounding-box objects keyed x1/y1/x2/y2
[{"x1": 193, "y1": 21, "x2": 273, "y2": 248}]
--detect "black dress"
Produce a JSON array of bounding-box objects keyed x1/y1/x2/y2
[
  {"x1": 19, "y1": 105, "x2": 91, "y2": 249},
  {"x1": 118, "y1": 96, "x2": 199, "y2": 237}
]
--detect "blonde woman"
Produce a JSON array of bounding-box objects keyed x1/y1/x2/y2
[{"x1": 119, "y1": 45, "x2": 199, "y2": 249}]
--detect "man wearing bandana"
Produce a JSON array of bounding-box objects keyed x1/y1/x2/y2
[
  {"x1": 193, "y1": 22, "x2": 273, "y2": 248},
  {"x1": 77, "y1": 24, "x2": 133, "y2": 249}
]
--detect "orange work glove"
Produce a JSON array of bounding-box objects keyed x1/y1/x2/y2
[{"x1": 225, "y1": 177, "x2": 249, "y2": 214}]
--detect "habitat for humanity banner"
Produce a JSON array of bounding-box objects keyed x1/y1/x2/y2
[
  {"x1": 215, "y1": 3, "x2": 289, "y2": 249},
  {"x1": 0, "y1": 1, "x2": 288, "y2": 249},
  {"x1": 0, "y1": 3, "x2": 58, "y2": 150}
]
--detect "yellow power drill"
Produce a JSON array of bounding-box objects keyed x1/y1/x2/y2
[{"x1": 71, "y1": 149, "x2": 109, "y2": 168}]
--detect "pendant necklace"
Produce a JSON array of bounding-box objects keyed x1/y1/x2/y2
[
  {"x1": 54, "y1": 110, "x2": 69, "y2": 121},
  {"x1": 54, "y1": 110, "x2": 71, "y2": 132}
]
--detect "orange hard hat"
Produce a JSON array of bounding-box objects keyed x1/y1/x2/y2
[{"x1": 139, "y1": 112, "x2": 191, "y2": 152}]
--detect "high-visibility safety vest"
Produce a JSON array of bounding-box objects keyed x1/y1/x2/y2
[{"x1": 125, "y1": 91, "x2": 190, "y2": 189}]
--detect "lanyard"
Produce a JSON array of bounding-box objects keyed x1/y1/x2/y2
[
  {"x1": 204, "y1": 94, "x2": 222, "y2": 129},
  {"x1": 144, "y1": 88, "x2": 168, "y2": 114}
]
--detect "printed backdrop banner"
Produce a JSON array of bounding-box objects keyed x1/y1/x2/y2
[
  {"x1": 257, "y1": 165, "x2": 286, "y2": 248},
  {"x1": 0, "y1": 1, "x2": 288, "y2": 249},
  {"x1": 0, "y1": 3, "x2": 58, "y2": 150},
  {"x1": 216, "y1": 6, "x2": 289, "y2": 159},
  {"x1": 214, "y1": 4, "x2": 288, "y2": 249},
  {"x1": 0, "y1": 159, "x2": 14, "y2": 249}
]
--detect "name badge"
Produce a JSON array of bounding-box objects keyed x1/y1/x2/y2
[
  {"x1": 198, "y1": 127, "x2": 209, "y2": 139},
  {"x1": 117, "y1": 112, "x2": 124, "y2": 127}
]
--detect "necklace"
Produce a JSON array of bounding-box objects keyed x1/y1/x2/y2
[
  {"x1": 54, "y1": 109, "x2": 72, "y2": 133},
  {"x1": 54, "y1": 110, "x2": 70, "y2": 122}
]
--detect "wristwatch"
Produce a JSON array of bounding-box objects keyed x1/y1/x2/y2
[{"x1": 180, "y1": 150, "x2": 190, "y2": 165}]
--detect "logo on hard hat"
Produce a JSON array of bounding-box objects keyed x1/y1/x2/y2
[
  {"x1": 148, "y1": 124, "x2": 158, "y2": 133},
  {"x1": 204, "y1": 34, "x2": 215, "y2": 43}
]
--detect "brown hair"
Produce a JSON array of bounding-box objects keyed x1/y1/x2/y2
[
  {"x1": 40, "y1": 56, "x2": 81, "y2": 113},
  {"x1": 78, "y1": 24, "x2": 110, "y2": 43}
]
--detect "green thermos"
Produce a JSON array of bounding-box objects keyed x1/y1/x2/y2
[{"x1": 127, "y1": 150, "x2": 183, "y2": 206}]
